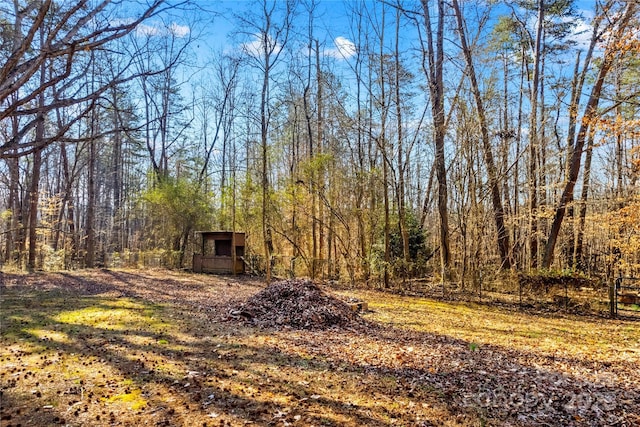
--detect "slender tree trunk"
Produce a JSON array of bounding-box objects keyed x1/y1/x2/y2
[
  {"x1": 308, "y1": 40, "x2": 319, "y2": 278},
  {"x1": 178, "y1": 226, "x2": 191, "y2": 268},
  {"x1": 248, "y1": 0, "x2": 293, "y2": 282},
  {"x1": 366, "y1": 33, "x2": 378, "y2": 283},
  {"x1": 422, "y1": 0, "x2": 451, "y2": 279},
  {"x1": 316, "y1": 38, "x2": 325, "y2": 279},
  {"x1": 111, "y1": 87, "x2": 124, "y2": 253},
  {"x1": 395, "y1": 7, "x2": 410, "y2": 264},
  {"x1": 419, "y1": 160, "x2": 435, "y2": 229},
  {"x1": 500, "y1": 48, "x2": 514, "y2": 266},
  {"x1": 378, "y1": 6, "x2": 390, "y2": 288},
  {"x1": 527, "y1": 0, "x2": 544, "y2": 269},
  {"x1": 615, "y1": 72, "x2": 624, "y2": 203},
  {"x1": 85, "y1": 55, "x2": 98, "y2": 268},
  {"x1": 5, "y1": 136, "x2": 20, "y2": 264},
  {"x1": 67, "y1": 192, "x2": 77, "y2": 263},
  {"x1": 382, "y1": 141, "x2": 390, "y2": 287},
  {"x1": 542, "y1": 2, "x2": 636, "y2": 268},
  {"x1": 27, "y1": 145, "x2": 42, "y2": 271},
  {"x1": 452, "y1": 0, "x2": 511, "y2": 269},
  {"x1": 86, "y1": 123, "x2": 96, "y2": 268},
  {"x1": 513, "y1": 46, "x2": 525, "y2": 267},
  {"x1": 261, "y1": 53, "x2": 272, "y2": 282},
  {"x1": 573, "y1": 131, "x2": 594, "y2": 271},
  {"x1": 53, "y1": 141, "x2": 71, "y2": 252},
  {"x1": 353, "y1": 4, "x2": 369, "y2": 281},
  {"x1": 231, "y1": 127, "x2": 238, "y2": 276},
  {"x1": 27, "y1": 38, "x2": 47, "y2": 271},
  {"x1": 4, "y1": 5, "x2": 22, "y2": 264}
]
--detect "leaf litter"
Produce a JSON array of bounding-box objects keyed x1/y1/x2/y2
[
  {"x1": 225, "y1": 279, "x2": 365, "y2": 330},
  {"x1": 0, "y1": 269, "x2": 638, "y2": 426}
]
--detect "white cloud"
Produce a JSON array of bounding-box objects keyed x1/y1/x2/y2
[
  {"x1": 241, "y1": 33, "x2": 282, "y2": 57},
  {"x1": 134, "y1": 22, "x2": 190, "y2": 38},
  {"x1": 325, "y1": 36, "x2": 356, "y2": 60},
  {"x1": 135, "y1": 23, "x2": 162, "y2": 37},
  {"x1": 169, "y1": 23, "x2": 190, "y2": 38},
  {"x1": 561, "y1": 13, "x2": 593, "y2": 51}
]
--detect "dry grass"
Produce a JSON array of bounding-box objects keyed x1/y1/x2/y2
[
  {"x1": 1, "y1": 269, "x2": 638, "y2": 426},
  {"x1": 352, "y1": 292, "x2": 639, "y2": 362}
]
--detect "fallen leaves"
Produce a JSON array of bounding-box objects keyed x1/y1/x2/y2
[
  {"x1": 1, "y1": 269, "x2": 638, "y2": 426},
  {"x1": 226, "y1": 278, "x2": 364, "y2": 330}
]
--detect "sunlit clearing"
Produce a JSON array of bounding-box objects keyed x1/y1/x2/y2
[
  {"x1": 24, "y1": 328, "x2": 70, "y2": 344},
  {"x1": 53, "y1": 299, "x2": 167, "y2": 332}
]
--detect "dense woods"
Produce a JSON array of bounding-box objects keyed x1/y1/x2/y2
[{"x1": 2, "y1": 0, "x2": 640, "y2": 285}]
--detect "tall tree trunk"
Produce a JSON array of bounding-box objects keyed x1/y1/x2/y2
[
  {"x1": 86, "y1": 124, "x2": 96, "y2": 268},
  {"x1": 354, "y1": 7, "x2": 368, "y2": 280},
  {"x1": 527, "y1": 0, "x2": 544, "y2": 269},
  {"x1": 300, "y1": 40, "x2": 314, "y2": 275},
  {"x1": 4, "y1": 3, "x2": 22, "y2": 264},
  {"x1": 85, "y1": 55, "x2": 98, "y2": 268},
  {"x1": 5, "y1": 130, "x2": 21, "y2": 264},
  {"x1": 249, "y1": 0, "x2": 293, "y2": 282},
  {"x1": 573, "y1": 130, "x2": 594, "y2": 271},
  {"x1": 27, "y1": 35, "x2": 47, "y2": 271},
  {"x1": 378, "y1": 6, "x2": 390, "y2": 288},
  {"x1": 27, "y1": 145, "x2": 42, "y2": 270},
  {"x1": 111, "y1": 86, "x2": 124, "y2": 253},
  {"x1": 615, "y1": 71, "x2": 624, "y2": 203},
  {"x1": 317, "y1": 38, "x2": 325, "y2": 279},
  {"x1": 513, "y1": 46, "x2": 526, "y2": 268},
  {"x1": 261, "y1": 51, "x2": 272, "y2": 282},
  {"x1": 422, "y1": 0, "x2": 451, "y2": 279},
  {"x1": 542, "y1": 2, "x2": 636, "y2": 268},
  {"x1": 564, "y1": 16, "x2": 601, "y2": 268},
  {"x1": 310, "y1": 40, "x2": 321, "y2": 278},
  {"x1": 395, "y1": 7, "x2": 410, "y2": 264},
  {"x1": 500, "y1": 46, "x2": 514, "y2": 266},
  {"x1": 452, "y1": 0, "x2": 511, "y2": 269}
]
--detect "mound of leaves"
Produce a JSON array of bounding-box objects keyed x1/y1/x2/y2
[{"x1": 227, "y1": 279, "x2": 363, "y2": 330}]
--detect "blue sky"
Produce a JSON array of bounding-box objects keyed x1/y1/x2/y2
[
  {"x1": 134, "y1": 0, "x2": 605, "y2": 120},
  {"x1": 154, "y1": 0, "x2": 600, "y2": 67}
]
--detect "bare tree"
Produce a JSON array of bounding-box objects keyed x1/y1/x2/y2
[
  {"x1": 526, "y1": 0, "x2": 544, "y2": 269},
  {"x1": 237, "y1": 0, "x2": 297, "y2": 283},
  {"x1": 131, "y1": 22, "x2": 194, "y2": 182},
  {"x1": 394, "y1": 6, "x2": 410, "y2": 266},
  {"x1": 0, "y1": 0, "x2": 168, "y2": 158},
  {"x1": 420, "y1": 0, "x2": 451, "y2": 280},
  {"x1": 542, "y1": 1, "x2": 637, "y2": 268},
  {"x1": 452, "y1": 0, "x2": 511, "y2": 269}
]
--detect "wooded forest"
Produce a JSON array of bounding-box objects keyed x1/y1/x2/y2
[
  {"x1": 2, "y1": 0, "x2": 640, "y2": 286},
  {"x1": 3, "y1": 3, "x2": 640, "y2": 423}
]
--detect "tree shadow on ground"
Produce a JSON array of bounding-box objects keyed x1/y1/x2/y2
[
  {"x1": 303, "y1": 323, "x2": 638, "y2": 425},
  {"x1": 1, "y1": 274, "x2": 458, "y2": 426},
  {"x1": 1, "y1": 270, "x2": 638, "y2": 426}
]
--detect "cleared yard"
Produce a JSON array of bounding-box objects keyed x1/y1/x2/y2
[{"x1": 1, "y1": 269, "x2": 638, "y2": 426}]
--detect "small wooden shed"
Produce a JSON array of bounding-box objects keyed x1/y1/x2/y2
[{"x1": 192, "y1": 231, "x2": 245, "y2": 274}]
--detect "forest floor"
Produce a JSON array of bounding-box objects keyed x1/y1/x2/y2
[{"x1": 1, "y1": 269, "x2": 638, "y2": 427}]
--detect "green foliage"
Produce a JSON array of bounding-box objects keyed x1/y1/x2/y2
[
  {"x1": 489, "y1": 15, "x2": 526, "y2": 54},
  {"x1": 141, "y1": 175, "x2": 215, "y2": 251},
  {"x1": 526, "y1": 268, "x2": 590, "y2": 280},
  {"x1": 232, "y1": 175, "x2": 263, "y2": 242},
  {"x1": 369, "y1": 213, "x2": 432, "y2": 281},
  {"x1": 40, "y1": 245, "x2": 66, "y2": 271},
  {"x1": 300, "y1": 153, "x2": 334, "y2": 181},
  {"x1": 390, "y1": 213, "x2": 429, "y2": 260}
]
